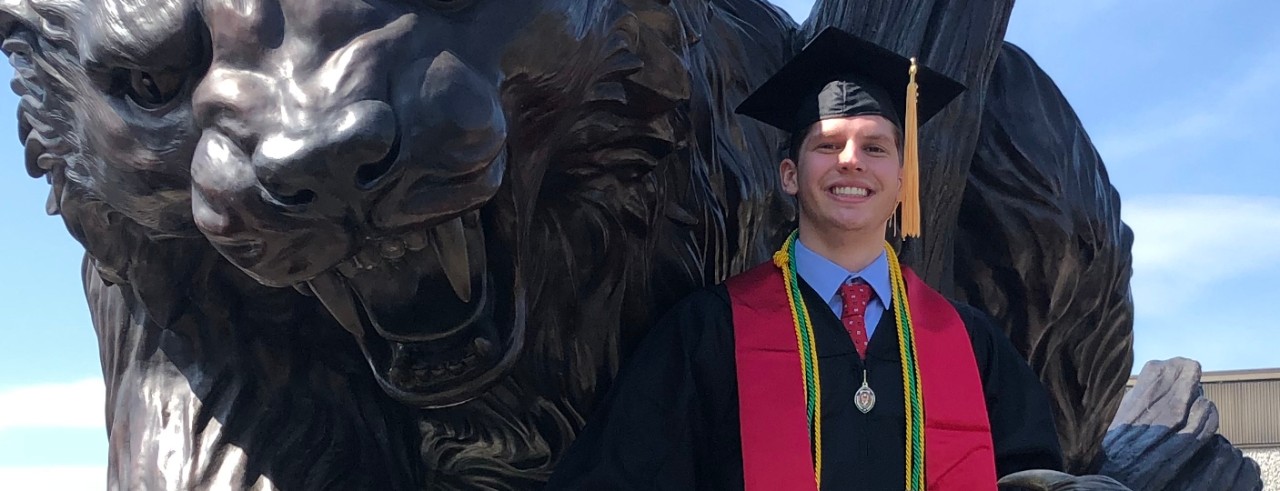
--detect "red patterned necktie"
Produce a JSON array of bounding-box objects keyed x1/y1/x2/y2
[{"x1": 840, "y1": 279, "x2": 873, "y2": 359}]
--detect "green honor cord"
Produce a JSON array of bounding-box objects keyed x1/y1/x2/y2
[{"x1": 772, "y1": 230, "x2": 925, "y2": 489}]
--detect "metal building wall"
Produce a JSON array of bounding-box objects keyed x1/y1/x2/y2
[{"x1": 1201, "y1": 372, "x2": 1280, "y2": 448}]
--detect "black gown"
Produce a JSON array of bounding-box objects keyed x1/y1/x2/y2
[{"x1": 547, "y1": 278, "x2": 1064, "y2": 490}]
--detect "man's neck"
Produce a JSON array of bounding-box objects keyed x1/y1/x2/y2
[{"x1": 796, "y1": 225, "x2": 886, "y2": 273}]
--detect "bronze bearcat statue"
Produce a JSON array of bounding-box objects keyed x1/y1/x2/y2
[{"x1": 0, "y1": 0, "x2": 1139, "y2": 488}]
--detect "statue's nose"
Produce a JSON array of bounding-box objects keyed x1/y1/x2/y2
[{"x1": 252, "y1": 99, "x2": 397, "y2": 206}]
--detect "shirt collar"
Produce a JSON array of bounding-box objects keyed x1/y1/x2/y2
[{"x1": 793, "y1": 237, "x2": 892, "y2": 308}]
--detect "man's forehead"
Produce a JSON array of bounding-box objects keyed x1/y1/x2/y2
[
  {"x1": 83, "y1": 0, "x2": 194, "y2": 62},
  {"x1": 811, "y1": 116, "x2": 898, "y2": 136}
]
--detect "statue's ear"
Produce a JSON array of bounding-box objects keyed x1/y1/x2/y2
[
  {"x1": 0, "y1": 0, "x2": 42, "y2": 36},
  {"x1": 1, "y1": 0, "x2": 48, "y2": 181}
]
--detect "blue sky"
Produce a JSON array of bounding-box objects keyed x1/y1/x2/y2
[{"x1": 2, "y1": 1, "x2": 1278, "y2": 487}]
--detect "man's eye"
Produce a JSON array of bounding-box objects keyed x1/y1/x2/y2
[{"x1": 865, "y1": 145, "x2": 886, "y2": 154}]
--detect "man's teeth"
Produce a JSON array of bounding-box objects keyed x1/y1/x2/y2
[{"x1": 832, "y1": 186, "x2": 869, "y2": 197}]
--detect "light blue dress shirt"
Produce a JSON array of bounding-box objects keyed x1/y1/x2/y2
[{"x1": 792, "y1": 238, "x2": 892, "y2": 339}]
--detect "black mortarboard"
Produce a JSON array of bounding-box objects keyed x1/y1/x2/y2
[
  {"x1": 735, "y1": 26, "x2": 966, "y2": 134},
  {"x1": 734, "y1": 27, "x2": 967, "y2": 239}
]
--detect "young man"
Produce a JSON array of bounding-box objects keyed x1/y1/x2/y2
[{"x1": 547, "y1": 27, "x2": 1063, "y2": 490}]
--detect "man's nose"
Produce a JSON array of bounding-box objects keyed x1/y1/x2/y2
[
  {"x1": 252, "y1": 100, "x2": 398, "y2": 206},
  {"x1": 838, "y1": 141, "x2": 862, "y2": 170}
]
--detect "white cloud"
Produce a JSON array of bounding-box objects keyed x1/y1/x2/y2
[
  {"x1": 1123, "y1": 194, "x2": 1280, "y2": 319},
  {"x1": 0, "y1": 378, "x2": 104, "y2": 432},
  {"x1": 0, "y1": 466, "x2": 104, "y2": 491}
]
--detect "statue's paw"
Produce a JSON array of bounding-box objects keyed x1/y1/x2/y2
[{"x1": 997, "y1": 469, "x2": 1132, "y2": 491}]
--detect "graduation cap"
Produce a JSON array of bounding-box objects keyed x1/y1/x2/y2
[{"x1": 735, "y1": 26, "x2": 966, "y2": 239}]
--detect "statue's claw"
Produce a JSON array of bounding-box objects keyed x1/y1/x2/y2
[{"x1": 997, "y1": 469, "x2": 1133, "y2": 491}]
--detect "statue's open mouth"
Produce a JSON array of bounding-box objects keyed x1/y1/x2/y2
[{"x1": 304, "y1": 208, "x2": 523, "y2": 409}]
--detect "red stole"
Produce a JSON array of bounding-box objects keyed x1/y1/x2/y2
[{"x1": 725, "y1": 261, "x2": 997, "y2": 490}]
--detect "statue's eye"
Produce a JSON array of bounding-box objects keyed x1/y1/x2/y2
[{"x1": 109, "y1": 68, "x2": 186, "y2": 111}]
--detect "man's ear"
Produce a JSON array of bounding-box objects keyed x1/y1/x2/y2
[{"x1": 780, "y1": 158, "x2": 799, "y2": 196}]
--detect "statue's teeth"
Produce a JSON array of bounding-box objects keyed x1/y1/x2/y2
[
  {"x1": 432, "y1": 217, "x2": 471, "y2": 303},
  {"x1": 379, "y1": 238, "x2": 405, "y2": 260},
  {"x1": 292, "y1": 282, "x2": 315, "y2": 297},
  {"x1": 473, "y1": 337, "x2": 491, "y2": 357},
  {"x1": 403, "y1": 230, "x2": 428, "y2": 251},
  {"x1": 354, "y1": 247, "x2": 381, "y2": 270},
  {"x1": 336, "y1": 257, "x2": 360, "y2": 277},
  {"x1": 307, "y1": 272, "x2": 365, "y2": 337}
]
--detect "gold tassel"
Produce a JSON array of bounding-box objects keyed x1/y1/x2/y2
[{"x1": 900, "y1": 57, "x2": 922, "y2": 240}]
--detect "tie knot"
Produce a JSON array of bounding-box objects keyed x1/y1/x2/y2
[{"x1": 840, "y1": 278, "x2": 873, "y2": 314}]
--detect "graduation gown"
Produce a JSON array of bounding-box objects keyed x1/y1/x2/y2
[{"x1": 546, "y1": 277, "x2": 1064, "y2": 490}]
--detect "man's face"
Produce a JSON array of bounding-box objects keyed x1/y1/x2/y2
[{"x1": 780, "y1": 115, "x2": 902, "y2": 238}]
